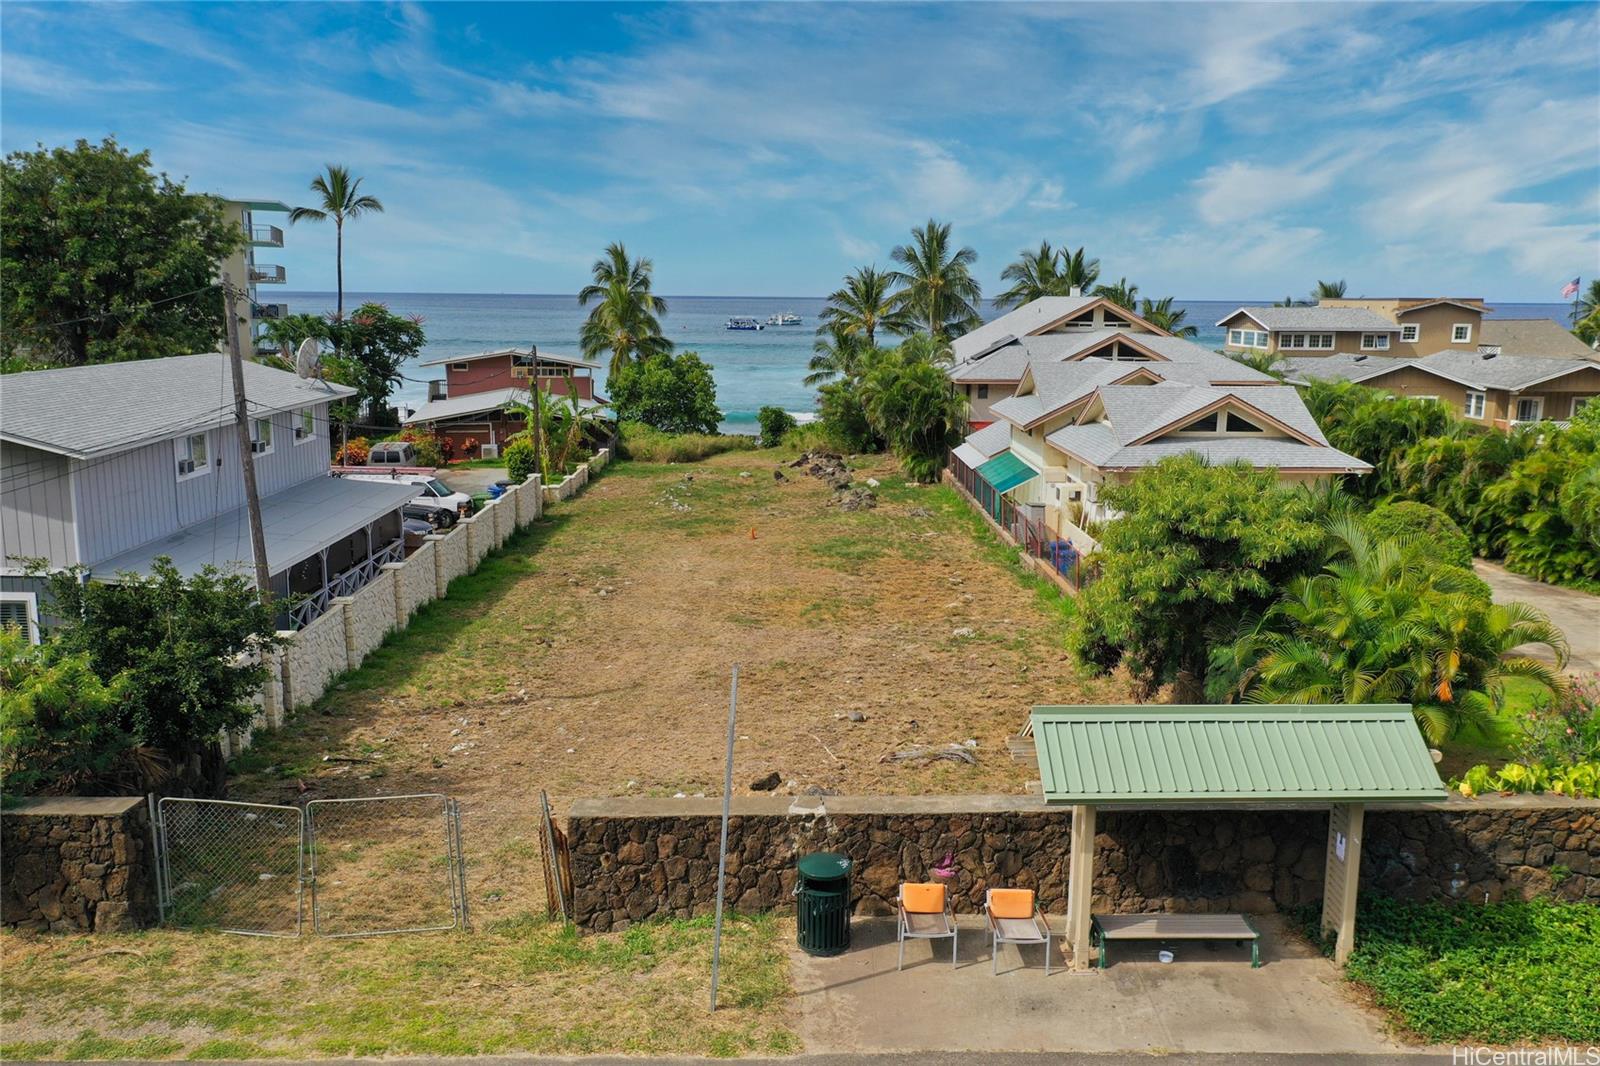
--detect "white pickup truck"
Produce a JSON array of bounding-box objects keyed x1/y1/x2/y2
[{"x1": 339, "y1": 472, "x2": 473, "y2": 527}]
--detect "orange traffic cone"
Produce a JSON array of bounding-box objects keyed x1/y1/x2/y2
[{"x1": 749, "y1": 527, "x2": 758, "y2": 540}]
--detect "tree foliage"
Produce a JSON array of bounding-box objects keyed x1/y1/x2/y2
[
  {"x1": 1070, "y1": 456, "x2": 1325, "y2": 701},
  {"x1": 757, "y1": 406, "x2": 797, "y2": 448},
  {"x1": 507, "y1": 387, "x2": 608, "y2": 476},
  {"x1": 994, "y1": 240, "x2": 1099, "y2": 308},
  {"x1": 888, "y1": 219, "x2": 983, "y2": 339},
  {"x1": 1, "y1": 137, "x2": 242, "y2": 365},
  {"x1": 323, "y1": 302, "x2": 425, "y2": 423},
  {"x1": 287, "y1": 164, "x2": 383, "y2": 321},
  {"x1": 605, "y1": 350, "x2": 721, "y2": 435},
  {"x1": 1364, "y1": 501, "x2": 1473, "y2": 569},
  {"x1": 856, "y1": 335, "x2": 965, "y2": 481},
  {"x1": 0, "y1": 630, "x2": 131, "y2": 796},
  {"x1": 578, "y1": 242, "x2": 671, "y2": 378},
  {"x1": 818, "y1": 265, "x2": 908, "y2": 348}
]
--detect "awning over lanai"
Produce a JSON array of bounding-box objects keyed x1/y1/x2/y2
[
  {"x1": 1028, "y1": 704, "x2": 1447, "y2": 968},
  {"x1": 975, "y1": 450, "x2": 1039, "y2": 495}
]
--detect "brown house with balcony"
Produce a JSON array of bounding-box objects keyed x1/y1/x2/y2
[
  {"x1": 405, "y1": 347, "x2": 604, "y2": 456},
  {"x1": 1283, "y1": 351, "x2": 1600, "y2": 431},
  {"x1": 1218, "y1": 298, "x2": 1493, "y2": 360}
]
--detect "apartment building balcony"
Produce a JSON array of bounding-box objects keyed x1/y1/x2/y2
[
  {"x1": 250, "y1": 264, "x2": 287, "y2": 284},
  {"x1": 255, "y1": 302, "x2": 289, "y2": 320},
  {"x1": 428, "y1": 379, "x2": 448, "y2": 401},
  {"x1": 249, "y1": 224, "x2": 285, "y2": 247}
]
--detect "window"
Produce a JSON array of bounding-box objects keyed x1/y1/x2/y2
[
  {"x1": 1278, "y1": 333, "x2": 1334, "y2": 350},
  {"x1": 1179, "y1": 412, "x2": 1219, "y2": 432},
  {"x1": 512, "y1": 351, "x2": 536, "y2": 367},
  {"x1": 977, "y1": 384, "x2": 989, "y2": 399},
  {"x1": 296, "y1": 409, "x2": 316, "y2": 443},
  {"x1": 1225, "y1": 412, "x2": 1264, "y2": 432},
  {"x1": 450, "y1": 362, "x2": 470, "y2": 372},
  {"x1": 250, "y1": 418, "x2": 274, "y2": 455},
  {"x1": 175, "y1": 432, "x2": 209, "y2": 479},
  {"x1": 1361, "y1": 333, "x2": 1391, "y2": 351},
  {"x1": 1228, "y1": 328, "x2": 1268, "y2": 349},
  {"x1": 1451, "y1": 323, "x2": 1473, "y2": 344},
  {"x1": 0, "y1": 592, "x2": 39, "y2": 644},
  {"x1": 1574, "y1": 397, "x2": 1592, "y2": 417},
  {"x1": 1400, "y1": 324, "x2": 1420, "y2": 343},
  {"x1": 1515, "y1": 397, "x2": 1543, "y2": 423},
  {"x1": 1464, "y1": 391, "x2": 1486, "y2": 419}
]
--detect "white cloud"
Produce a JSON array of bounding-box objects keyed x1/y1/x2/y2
[{"x1": 1193, "y1": 160, "x2": 1341, "y2": 227}]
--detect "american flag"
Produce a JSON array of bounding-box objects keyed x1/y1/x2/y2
[{"x1": 1562, "y1": 277, "x2": 1581, "y2": 299}]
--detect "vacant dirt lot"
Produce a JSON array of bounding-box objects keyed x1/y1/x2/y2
[{"x1": 229, "y1": 450, "x2": 1121, "y2": 917}]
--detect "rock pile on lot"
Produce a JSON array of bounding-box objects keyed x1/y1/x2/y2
[{"x1": 790, "y1": 451, "x2": 852, "y2": 491}]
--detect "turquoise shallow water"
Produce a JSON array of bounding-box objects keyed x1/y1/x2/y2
[{"x1": 280, "y1": 291, "x2": 1577, "y2": 434}]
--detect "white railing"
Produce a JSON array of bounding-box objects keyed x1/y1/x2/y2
[{"x1": 284, "y1": 538, "x2": 405, "y2": 629}]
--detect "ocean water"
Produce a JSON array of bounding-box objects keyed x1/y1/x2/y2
[{"x1": 280, "y1": 291, "x2": 1577, "y2": 435}]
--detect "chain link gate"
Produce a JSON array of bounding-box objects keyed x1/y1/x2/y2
[{"x1": 154, "y1": 794, "x2": 468, "y2": 937}]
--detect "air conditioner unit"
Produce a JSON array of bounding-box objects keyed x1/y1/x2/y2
[
  {"x1": 177, "y1": 459, "x2": 195, "y2": 475},
  {"x1": 510, "y1": 366, "x2": 531, "y2": 381},
  {"x1": 479, "y1": 443, "x2": 500, "y2": 460},
  {"x1": 251, "y1": 441, "x2": 269, "y2": 454}
]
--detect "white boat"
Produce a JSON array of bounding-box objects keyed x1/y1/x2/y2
[
  {"x1": 726, "y1": 316, "x2": 764, "y2": 331},
  {"x1": 765, "y1": 312, "x2": 802, "y2": 326}
]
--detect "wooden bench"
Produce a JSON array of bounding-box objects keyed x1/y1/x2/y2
[{"x1": 1091, "y1": 913, "x2": 1261, "y2": 969}]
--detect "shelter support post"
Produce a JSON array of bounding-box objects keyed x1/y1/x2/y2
[
  {"x1": 1320, "y1": 803, "x2": 1365, "y2": 965},
  {"x1": 1065, "y1": 803, "x2": 1097, "y2": 970}
]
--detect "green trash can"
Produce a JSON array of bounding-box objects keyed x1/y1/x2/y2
[{"x1": 795, "y1": 852, "x2": 852, "y2": 957}]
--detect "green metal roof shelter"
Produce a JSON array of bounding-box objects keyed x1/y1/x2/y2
[
  {"x1": 1029, "y1": 704, "x2": 1447, "y2": 969},
  {"x1": 975, "y1": 450, "x2": 1039, "y2": 495}
]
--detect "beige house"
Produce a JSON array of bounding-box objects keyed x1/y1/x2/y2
[
  {"x1": 1284, "y1": 351, "x2": 1600, "y2": 430},
  {"x1": 948, "y1": 296, "x2": 1175, "y2": 425},
  {"x1": 1218, "y1": 298, "x2": 1493, "y2": 360},
  {"x1": 217, "y1": 198, "x2": 291, "y2": 355},
  {"x1": 952, "y1": 343, "x2": 1366, "y2": 552}
]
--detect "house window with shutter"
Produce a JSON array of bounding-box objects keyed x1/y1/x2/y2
[{"x1": 0, "y1": 592, "x2": 40, "y2": 644}]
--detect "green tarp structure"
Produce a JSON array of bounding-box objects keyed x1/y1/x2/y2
[
  {"x1": 1030, "y1": 704, "x2": 1447, "y2": 805},
  {"x1": 976, "y1": 450, "x2": 1039, "y2": 495}
]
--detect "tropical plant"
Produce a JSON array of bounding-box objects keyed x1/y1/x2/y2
[
  {"x1": 333, "y1": 436, "x2": 371, "y2": 465},
  {"x1": 1311, "y1": 279, "x2": 1348, "y2": 300},
  {"x1": 1070, "y1": 456, "x2": 1326, "y2": 702},
  {"x1": 815, "y1": 376, "x2": 882, "y2": 454},
  {"x1": 288, "y1": 164, "x2": 384, "y2": 321},
  {"x1": 1058, "y1": 246, "x2": 1101, "y2": 295},
  {"x1": 602, "y1": 350, "x2": 720, "y2": 435},
  {"x1": 1570, "y1": 279, "x2": 1600, "y2": 324},
  {"x1": 577, "y1": 242, "x2": 671, "y2": 378},
  {"x1": 1363, "y1": 501, "x2": 1473, "y2": 568},
  {"x1": 259, "y1": 312, "x2": 333, "y2": 362},
  {"x1": 1227, "y1": 348, "x2": 1287, "y2": 377},
  {"x1": 1454, "y1": 760, "x2": 1598, "y2": 799},
  {"x1": 324, "y1": 302, "x2": 425, "y2": 423},
  {"x1": 995, "y1": 241, "x2": 1082, "y2": 308},
  {"x1": 856, "y1": 335, "x2": 966, "y2": 481},
  {"x1": 1, "y1": 137, "x2": 242, "y2": 365},
  {"x1": 888, "y1": 219, "x2": 983, "y2": 339},
  {"x1": 1515, "y1": 673, "x2": 1600, "y2": 767},
  {"x1": 818, "y1": 265, "x2": 907, "y2": 348},
  {"x1": 1215, "y1": 519, "x2": 1567, "y2": 743},
  {"x1": 757, "y1": 406, "x2": 797, "y2": 448},
  {"x1": 805, "y1": 322, "x2": 873, "y2": 387},
  {"x1": 1091, "y1": 277, "x2": 1139, "y2": 311},
  {"x1": 1138, "y1": 296, "x2": 1198, "y2": 339},
  {"x1": 0, "y1": 629, "x2": 131, "y2": 796},
  {"x1": 1481, "y1": 420, "x2": 1600, "y2": 585},
  {"x1": 508, "y1": 387, "x2": 608, "y2": 477},
  {"x1": 503, "y1": 437, "x2": 537, "y2": 483},
  {"x1": 1299, "y1": 379, "x2": 1463, "y2": 500}
]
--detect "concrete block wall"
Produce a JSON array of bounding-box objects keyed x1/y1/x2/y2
[
  {"x1": 279, "y1": 604, "x2": 349, "y2": 711},
  {"x1": 462, "y1": 515, "x2": 491, "y2": 567},
  {"x1": 431, "y1": 528, "x2": 470, "y2": 596},
  {"x1": 517, "y1": 474, "x2": 543, "y2": 525},
  {"x1": 391, "y1": 542, "x2": 437, "y2": 620},
  {"x1": 337, "y1": 569, "x2": 397, "y2": 667}
]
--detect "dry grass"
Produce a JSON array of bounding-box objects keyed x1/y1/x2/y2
[{"x1": 0, "y1": 913, "x2": 796, "y2": 1059}]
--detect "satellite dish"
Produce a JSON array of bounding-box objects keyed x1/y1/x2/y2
[{"x1": 294, "y1": 338, "x2": 322, "y2": 379}]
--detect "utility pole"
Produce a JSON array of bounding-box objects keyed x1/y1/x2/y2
[
  {"x1": 223, "y1": 275, "x2": 273, "y2": 598},
  {"x1": 530, "y1": 343, "x2": 545, "y2": 478}
]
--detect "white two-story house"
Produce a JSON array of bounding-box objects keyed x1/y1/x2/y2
[{"x1": 0, "y1": 354, "x2": 418, "y2": 635}]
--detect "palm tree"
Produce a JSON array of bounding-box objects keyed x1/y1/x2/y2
[
  {"x1": 1571, "y1": 279, "x2": 1600, "y2": 325},
  {"x1": 1138, "y1": 296, "x2": 1199, "y2": 339},
  {"x1": 1091, "y1": 277, "x2": 1139, "y2": 311},
  {"x1": 288, "y1": 165, "x2": 384, "y2": 321},
  {"x1": 1059, "y1": 246, "x2": 1101, "y2": 294},
  {"x1": 508, "y1": 387, "x2": 607, "y2": 479},
  {"x1": 818, "y1": 265, "x2": 906, "y2": 347},
  {"x1": 1311, "y1": 279, "x2": 1348, "y2": 301},
  {"x1": 577, "y1": 242, "x2": 671, "y2": 378},
  {"x1": 888, "y1": 219, "x2": 983, "y2": 340},
  {"x1": 995, "y1": 241, "x2": 1067, "y2": 308},
  {"x1": 805, "y1": 322, "x2": 872, "y2": 387},
  {"x1": 1215, "y1": 519, "x2": 1568, "y2": 742},
  {"x1": 1228, "y1": 349, "x2": 1287, "y2": 377}
]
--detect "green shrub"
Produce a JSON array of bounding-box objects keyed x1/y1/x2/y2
[
  {"x1": 616, "y1": 421, "x2": 760, "y2": 463},
  {"x1": 607, "y1": 351, "x2": 723, "y2": 434},
  {"x1": 503, "y1": 438, "x2": 537, "y2": 483},
  {"x1": 815, "y1": 380, "x2": 881, "y2": 453},
  {"x1": 1365, "y1": 501, "x2": 1473, "y2": 568},
  {"x1": 756, "y1": 406, "x2": 797, "y2": 448},
  {"x1": 1319, "y1": 897, "x2": 1600, "y2": 1043},
  {"x1": 0, "y1": 630, "x2": 130, "y2": 796},
  {"x1": 1451, "y1": 759, "x2": 1599, "y2": 798}
]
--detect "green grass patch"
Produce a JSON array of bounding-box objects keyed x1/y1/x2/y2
[
  {"x1": 617, "y1": 423, "x2": 764, "y2": 464},
  {"x1": 1307, "y1": 897, "x2": 1600, "y2": 1043}
]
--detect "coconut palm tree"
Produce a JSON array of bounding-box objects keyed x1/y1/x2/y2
[
  {"x1": 818, "y1": 265, "x2": 907, "y2": 347},
  {"x1": 887, "y1": 219, "x2": 983, "y2": 340},
  {"x1": 995, "y1": 241, "x2": 1067, "y2": 309},
  {"x1": 288, "y1": 165, "x2": 384, "y2": 321},
  {"x1": 1311, "y1": 279, "x2": 1348, "y2": 301},
  {"x1": 1138, "y1": 296, "x2": 1199, "y2": 339},
  {"x1": 1091, "y1": 277, "x2": 1140, "y2": 311},
  {"x1": 508, "y1": 387, "x2": 607, "y2": 479},
  {"x1": 1571, "y1": 279, "x2": 1600, "y2": 325},
  {"x1": 805, "y1": 322, "x2": 873, "y2": 387},
  {"x1": 1215, "y1": 519, "x2": 1567, "y2": 743},
  {"x1": 1059, "y1": 246, "x2": 1101, "y2": 295},
  {"x1": 1227, "y1": 349, "x2": 1287, "y2": 377},
  {"x1": 577, "y1": 242, "x2": 671, "y2": 378}
]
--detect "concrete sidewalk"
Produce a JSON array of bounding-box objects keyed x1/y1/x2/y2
[
  {"x1": 1474, "y1": 560, "x2": 1600, "y2": 673},
  {"x1": 790, "y1": 915, "x2": 1412, "y2": 1055}
]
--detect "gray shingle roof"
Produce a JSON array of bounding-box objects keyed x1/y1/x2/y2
[
  {"x1": 402, "y1": 387, "x2": 604, "y2": 424},
  {"x1": 1283, "y1": 350, "x2": 1600, "y2": 391},
  {"x1": 951, "y1": 296, "x2": 1099, "y2": 363},
  {"x1": 0, "y1": 353, "x2": 355, "y2": 460},
  {"x1": 1093, "y1": 438, "x2": 1371, "y2": 471},
  {"x1": 1219, "y1": 306, "x2": 1400, "y2": 332},
  {"x1": 1279, "y1": 354, "x2": 1406, "y2": 385},
  {"x1": 1477, "y1": 319, "x2": 1598, "y2": 359},
  {"x1": 962, "y1": 420, "x2": 1013, "y2": 458}
]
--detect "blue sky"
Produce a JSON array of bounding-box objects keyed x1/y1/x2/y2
[{"x1": 3, "y1": 2, "x2": 1597, "y2": 300}]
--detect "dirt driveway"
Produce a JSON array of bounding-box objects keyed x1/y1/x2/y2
[{"x1": 234, "y1": 452, "x2": 1121, "y2": 918}]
